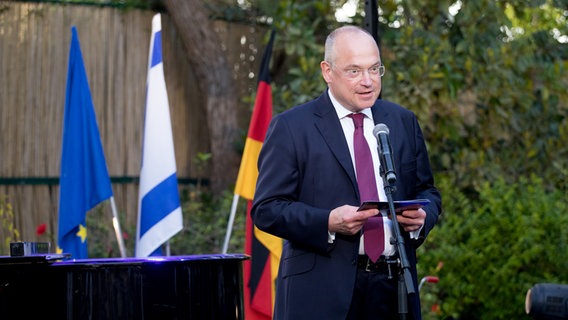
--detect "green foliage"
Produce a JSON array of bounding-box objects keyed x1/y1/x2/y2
[
  {"x1": 85, "y1": 185, "x2": 246, "y2": 257},
  {"x1": 0, "y1": 195, "x2": 20, "y2": 255},
  {"x1": 192, "y1": 152, "x2": 213, "y2": 189},
  {"x1": 87, "y1": 205, "x2": 130, "y2": 258},
  {"x1": 261, "y1": 0, "x2": 567, "y2": 201},
  {"x1": 267, "y1": 0, "x2": 342, "y2": 112},
  {"x1": 418, "y1": 175, "x2": 568, "y2": 319},
  {"x1": 169, "y1": 150, "x2": 246, "y2": 255},
  {"x1": 377, "y1": 0, "x2": 568, "y2": 196},
  {"x1": 169, "y1": 187, "x2": 246, "y2": 255}
]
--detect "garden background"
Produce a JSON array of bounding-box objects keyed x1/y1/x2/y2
[{"x1": 0, "y1": 0, "x2": 567, "y2": 319}]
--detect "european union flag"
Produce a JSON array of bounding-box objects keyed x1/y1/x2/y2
[{"x1": 57, "y1": 26, "x2": 113, "y2": 259}]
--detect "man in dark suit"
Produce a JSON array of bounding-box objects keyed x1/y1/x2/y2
[{"x1": 251, "y1": 25, "x2": 442, "y2": 320}]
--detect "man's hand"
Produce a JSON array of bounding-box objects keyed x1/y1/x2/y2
[
  {"x1": 328, "y1": 205, "x2": 379, "y2": 235},
  {"x1": 396, "y1": 208, "x2": 426, "y2": 232}
]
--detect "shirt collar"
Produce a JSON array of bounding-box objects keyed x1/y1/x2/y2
[{"x1": 328, "y1": 89, "x2": 373, "y2": 120}]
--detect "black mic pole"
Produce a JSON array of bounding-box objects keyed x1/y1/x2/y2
[
  {"x1": 376, "y1": 130, "x2": 415, "y2": 320},
  {"x1": 382, "y1": 175, "x2": 415, "y2": 319}
]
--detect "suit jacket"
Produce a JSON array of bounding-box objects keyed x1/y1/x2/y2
[{"x1": 251, "y1": 90, "x2": 442, "y2": 320}]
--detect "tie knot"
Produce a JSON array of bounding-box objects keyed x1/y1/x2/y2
[{"x1": 349, "y1": 113, "x2": 365, "y2": 128}]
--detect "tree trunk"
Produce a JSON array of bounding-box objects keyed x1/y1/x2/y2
[{"x1": 162, "y1": 0, "x2": 240, "y2": 195}]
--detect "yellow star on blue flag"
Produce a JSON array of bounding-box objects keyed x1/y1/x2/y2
[{"x1": 76, "y1": 224, "x2": 87, "y2": 243}]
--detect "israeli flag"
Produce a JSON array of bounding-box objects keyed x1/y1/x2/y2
[{"x1": 135, "y1": 13, "x2": 183, "y2": 257}]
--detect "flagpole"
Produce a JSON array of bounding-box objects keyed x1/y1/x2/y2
[
  {"x1": 108, "y1": 196, "x2": 127, "y2": 257},
  {"x1": 222, "y1": 193, "x2": 241, "y2": 254},
  {"x1": 165, "y1": 241, "x2": 171, "y2": 256}
]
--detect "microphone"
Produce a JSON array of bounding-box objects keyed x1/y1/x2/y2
[{"x1": 373, "y1": 123, "x2": 397, "y2": 186}]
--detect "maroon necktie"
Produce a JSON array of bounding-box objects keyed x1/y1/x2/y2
[{"x1": 349, "y1": 113, "x2": 384, "y2": 263}]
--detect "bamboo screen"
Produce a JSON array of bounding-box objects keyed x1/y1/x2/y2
[{"x1": 0, "y1": 1, "x2": 264, "y2": 255}]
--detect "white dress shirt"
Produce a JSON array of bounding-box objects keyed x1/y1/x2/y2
[{"x1": 327, "y1": 89, "x2": 420, "y2": 257}]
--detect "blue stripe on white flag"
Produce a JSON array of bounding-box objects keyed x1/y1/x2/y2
[
  {"x1": 139, "y1": 173, "x2": 181, "y2": 236},
  {"x1": 151, "y1": 31, "x2": 162, "y2": 68},
  {"x1": 135, "y1": 13, "x2": 183, "y2": 257}
]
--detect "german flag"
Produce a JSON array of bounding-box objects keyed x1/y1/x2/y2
[{"x1": 234, "y1": 30, "x2": 281, "y2": 319}]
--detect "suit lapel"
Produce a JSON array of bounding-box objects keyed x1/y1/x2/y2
[
  {"x1": 371, "y1": 99, "x2": 389, "y2": 126},
  {"x1": 313, "y1": 92, "x2": 358, "y2": 192}
]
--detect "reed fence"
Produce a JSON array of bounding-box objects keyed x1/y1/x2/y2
[{"x1": 0, "y1": 1, "x2": 264, "y2": 255}]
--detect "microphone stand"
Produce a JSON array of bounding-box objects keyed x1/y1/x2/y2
[{"x1": 381, "y1": 171, "x2": 416, "y2": 320}]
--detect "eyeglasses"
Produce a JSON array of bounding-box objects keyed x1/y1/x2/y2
[{"x1": 331, "y1": 63, "x2": 386, "y2": 80}]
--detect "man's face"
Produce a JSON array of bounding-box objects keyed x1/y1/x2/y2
[{"x1": 321, "y1": 32, "x2": 382, "y2": 113}]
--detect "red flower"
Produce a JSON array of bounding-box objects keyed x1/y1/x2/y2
[
  {"x1": 431, "y1": 303, "x2": 441, "y2": 314},
  {"x1": 36, "y1": 223, "x2": 47, "y2": 236}
]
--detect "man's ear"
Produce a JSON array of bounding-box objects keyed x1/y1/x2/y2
[{"x1": 320, "y1": 61, "x2": 333, "y2": 83}]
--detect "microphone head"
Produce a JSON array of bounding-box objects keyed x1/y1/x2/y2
[{"x1": 373, "y1": 123, "x2": 389, "y2": 138}]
